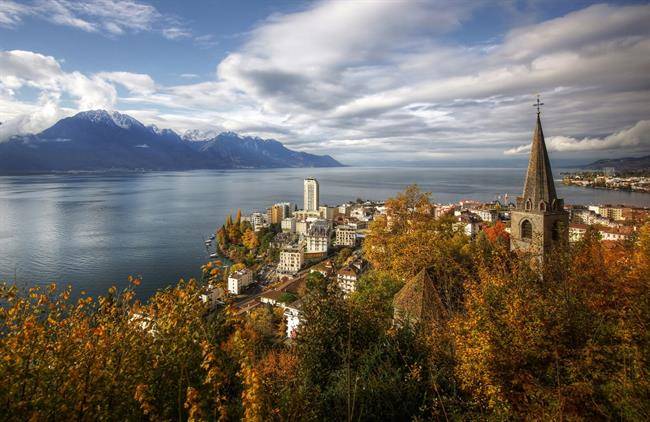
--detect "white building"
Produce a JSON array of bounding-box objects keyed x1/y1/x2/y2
[
  {"x1": 249, "y1": 212, "x2": 268, "y2": 231},
  {"x1": 284, "y1": 300, "x2": 302, "y2": 338},
  {"x1": 337, "y1": 266, "x2": 359, "y2": 295},
  {"x1": 306, "y1": 220, "x2": 330, "y2": 254},
  {"x1": 472, "y1": 208, "x2": 498, "y2": 223},
  {"x1": 335, "y1": 225, "x2": 357, "y2": 247},
  {"x1": 227, "y1": 268, "x2": 254, "y2": 295},
  {"x1": 569, "y1": 223, "x2": 631, "y2": 242},
  {"x1": 338, "y1": 203, "x2": 351, "y2": 216},
  {"x1": 295, "y1": 220, "x2": 309, "y2": 236},
  {"x1": 281, "y1": 217, "x2": 296, "y2": 233},
  {"x1": 454, "y1": 213, "x2": 480, "y2": 237},
  {"x1": 304, "y1": 178, "x2": 320, "y2": 212},
  {"x1": 277, "y1": 245, "x2": 304, "y2": 274}
]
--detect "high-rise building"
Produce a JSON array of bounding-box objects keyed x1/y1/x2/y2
[
  {"x1": 303, "y1": 178, "x2": 319, "y2": 212},
  {"x1": 510, "y1": 101, "x2": 569, "y2": 255},
  {"x1": 269, "y1": 202, "x2": 291, "y2": 224}
]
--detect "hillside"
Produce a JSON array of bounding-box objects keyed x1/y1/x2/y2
[{"x1": 583, "y1": 155, "x2": 650, "y2": 171}]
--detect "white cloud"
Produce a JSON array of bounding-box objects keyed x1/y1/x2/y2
[
  {"x1": 0, "y1": 1, "x2": 31, "y2": 27},
  {"x1": 1, "y1": 1, "x2": 649, "y2": 161},
  {"x1": 0, "y1": 50, "x2": 118, "y2": 137},
  {"x1": 162, "y1": 27, "x2": 191, "y2": 40},
  {"x1": 506, "y1": 120, "x2": 650, "y2": 155},
  {"x1": 0, "y1": 0, "x2": 191, "y2": 39},
  {"x1": 96, "y1": 71, "x2": 156, "y2": 95}
]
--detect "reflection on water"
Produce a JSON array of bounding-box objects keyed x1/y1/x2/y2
[{"x1": 0, "y1": 167, "x2": 648, "y2": 298}]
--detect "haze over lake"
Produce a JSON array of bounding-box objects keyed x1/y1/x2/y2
[{"x1": 1, "y1": 167, "x2": 647, "y2": 298}]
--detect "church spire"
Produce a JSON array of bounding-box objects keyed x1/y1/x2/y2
[{"x1": 520, "y1": 97, "x2": 557, "y2": 208}]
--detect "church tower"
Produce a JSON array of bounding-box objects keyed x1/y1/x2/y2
[{"x1": 510, "y1": 97, "x2": 569, "y2": 255}]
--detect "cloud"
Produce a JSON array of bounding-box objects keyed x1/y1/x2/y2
[
  {"x1": 506, "y1": 120, "x2": 650, "y2": 155},
  {"x1": 162, "y1": 27, "x2": 192, "y2": 40},
  {"x1": 193, "y1": 34, "x2": 219, "y2": 48},
  {"x1": 0, "y1": 1, "x2": 31, "y2": 27},
  {"x1": 0, "y1": 0, "x2": 191, "y2": 39},
  {"x1": 1, "y1": 1, "x2": 649, "y2": 161},
  {"x1": 0, "y1": 50, "x2": 118, "y2": 137},
  {"x1": 96, "y1": 71, "x2": 156, "y2": 95},
  {"x1": 208, "y1": 1, "x2": 650, "y2": 160}
]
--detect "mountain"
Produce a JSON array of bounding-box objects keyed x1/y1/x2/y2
[
  {"x1": 582, "y1": 155, "x2": 650, "y2": 171},
  {"x1": 0, "y1": 110, "x2": 342, "y2": 173},
  {"x1": 189, "y1": 132, "x2": 340, "y2": 168}
]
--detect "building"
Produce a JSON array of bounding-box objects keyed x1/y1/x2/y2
[
  {"x1": 277, "y1": 245, "x2": 304, "y2": 274},
  {"x1": 337, "y1": 265, "x2": 359, "y2": 295},
  {"x1": 293, "y1": 209, "x2": 321, "y2": 222},
  {"x1": 295, "y1": 220, "x2": 309, "y2": 236},
  {"x1": 249, "y1": 212, "x2": 268, "y2": 231},
  {"x1": 335, "y1": 225, "x2": 357, "y2": 247},
  {"x1": 569, "y1": 223, "x2": 632, "y2": 242},
  {"x1": 319, "y1": 205, "x2": 336, "y2": 221},
  {"x1": 284, "y1": 300, "x2": 302, "y2": 338},
  {"x1": 304, "y1": 178, "x2": 320, "y2": 212},
  {"x1": 589, "y1": 205, "x2": 624, "y2": 221},
  {"x1": 281, "y1": 217, "x2": 296, "y2": 233},
  {"x1": 455, "y1": 213, "x2": 481, "y2": 237},
  {"x1": 393, "y1": 270, "x2": 446, "y2": 328},
  {"x1": 471, "y1": 208, "x2": 499, "y2": 223},
  {"x1": 310, "y1": 259, "x2": 335, "y2": 278},
  {"x1": 227, "y1": 268, "x2": 254, "y2": 295},
  {"x1": 200, "y1": 285, "x2": 225, "y2": 310},
  {"x1": 305, "y1": 220, "x2": 330, "y2": 254},
  {"x1": 269, "y1": 202, "x2": 292, "y2": 224},
  {"x1": 510, "y1": 104, "x2": 569, "y2": 255}
]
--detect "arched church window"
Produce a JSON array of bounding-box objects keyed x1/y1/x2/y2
[
  {"x1": 525, "y1": 199, "x2": 532, "y2": 211},
  {"x1": 539, "y1": 201, "x2": 546, "y2": 212},
  {"x1": 521, "y1": 219, "x2": 533, "y2": 240}
]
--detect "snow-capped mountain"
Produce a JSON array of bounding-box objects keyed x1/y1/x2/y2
[
  {"x1": 182, "y1": 129, "x2": 220, "y2": 142},
  {"x1": 0, "y1": 110, "x2": 342, "y2": 173}
]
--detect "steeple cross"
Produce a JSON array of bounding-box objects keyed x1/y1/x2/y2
[{"x1": 533, "y1": 95, "x2": 544, "y2": 115}]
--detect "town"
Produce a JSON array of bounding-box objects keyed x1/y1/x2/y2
[
  {"x1": 201, "y1": 168, "x2": 649, "y2": 337},
  {"x1": 562, "y1": 169, "x2": 650, "y2": 193}
]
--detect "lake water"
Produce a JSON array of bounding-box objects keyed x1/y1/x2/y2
[{"x1": 1, "y1": 167, "x2": 648, "y2": 298}]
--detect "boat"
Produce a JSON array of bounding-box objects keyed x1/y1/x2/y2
[
  {"x1": 210, "y1": 253, "x2": 219, "y2": 258},
  {"x1": 210, "y1": 234, "x2": 216, "y2": 240},
  {"x1": 205, "y1": 239, "x2": 212, "y2": 245}
]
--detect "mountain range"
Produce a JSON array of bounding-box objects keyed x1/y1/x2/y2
[
  {"x1": 0, "y1": 110, "x2": 341, "y2": 174},
  {"x1": 583, "y1": 155, "x2": 650, "y2": 171}
]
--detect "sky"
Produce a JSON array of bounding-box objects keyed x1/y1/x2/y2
[{"x1": 0, "y1": 0, "x2": 649, "y2": 165}]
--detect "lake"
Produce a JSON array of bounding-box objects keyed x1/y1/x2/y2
[{"x1": 1, "y1": 167, "x2": 648, "y2": 298}]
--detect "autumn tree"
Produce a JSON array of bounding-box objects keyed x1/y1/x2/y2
[
  {"x1": 242, "y1": 229, "x2": 259, "y2": 251},
  {"x1": 0, "y1": 278, "x2": 240, "y2": 421},
  {"x1": 453, "y1": 225, "x2": 650, "y2": 419}
]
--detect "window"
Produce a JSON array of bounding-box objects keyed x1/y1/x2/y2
[
  {"x1": 539, "y1": 201, "x2": 546, "y2": 212},
  {"x1": 521, "y1": 219, "x2": 533, "y2": 240},
  {"x1": 552, "y1": 220, "x2": 563, "y2": 241},
  {"x1": 525, "y1": 199, "x2": 532, "y2": 211}
]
